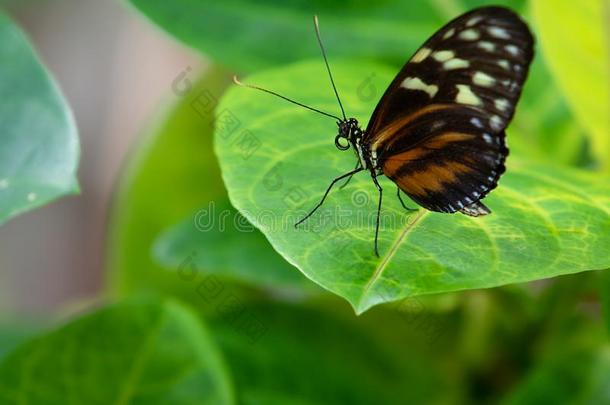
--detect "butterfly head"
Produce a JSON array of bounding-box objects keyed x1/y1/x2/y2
[{"x1": 335, "y1": 118, "x2": 362, "y2": 151}]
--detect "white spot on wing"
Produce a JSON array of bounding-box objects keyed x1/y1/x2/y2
[
  {"x1": 456, "y1": 85, "x2": 481, "y2": 106},
  {"x1": 495, "y1": 98, "x2": 509, "y2": 111},
  {"x1": 473, "y1": 71, "x2": 495, "y2": 87},
  {"x1": 443, "y1": 28, "x2": 455, "y2": 39},
  {"x1": 459, "y1": 29, "x2": 480, "y2": 40},
  {"x1": 483, "y1": 133, "x2": 493, "y2": 144},
  {"x1": 432, "y1": 50, "x2": 455, "y2": 62},
  {"x1": 498, "y1": 60, "x2": 510, "y2": 70},
  {"x1": 443, "y1": 58, "x2": 470, "y2": 70},
  {"x1": 505, "y1": 45, "x2": 519, "y2": 56},
  {"x1": 401, "y1": 77, "x2": 439, "y2": 98},
  {"x1": 470, "y1": 117, "x2": 484, "y2": 128},
  {"x1": 411, "y1": 47, "x2": 431, "y2": 63},
  {"x1": 490, "y1": 115, "x2": 504, "y2": 131},
  {"x1": 467, "y1": 16, "x2": 483, "y2": 27},
  {"x1": 488, "y1": 27, "x2": 510, "y2": 39},
  {"x1": 478, "y1": 41, "x2": 495, "y2": 52}
]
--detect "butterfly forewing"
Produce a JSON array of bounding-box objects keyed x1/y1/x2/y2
[{"x1": 365, "y1": 6, "x2": 533, "y2": 215}]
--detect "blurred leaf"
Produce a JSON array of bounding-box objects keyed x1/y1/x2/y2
[
  {"x1": 0, "y1": 12, "x2": 79, "y2": 225},
  {"x1": 153, "y1": 200, "x2": 316, "y2": 291},
  {"x1": 107, "y1": 66, "x2": 313, "y2": 298},
  {"x1": 215, "y1": 59, "x2": 610, "y2": 313},
  {"x1": 508, "y1": 52, "x2": 591, "y2": 167},
  {"x1": 0, "y1": 320, "x2": 39, "y2": 361},
  {"x1": 209, "y1": 299, "x2": 460, "y2": 404},
  {"x1": 126, "y1": 0, "x2": 529, "y2": 72},
  {"x1": 0, "y1": 299, "x2": 234, "y2": 404},
  {"x1": 107, "y1": 67, "x2": 230, "y2": 295},
  {"x1": 505, "y1": 346, "x2": 610, "y2": 404},
  {"x1": 531, "y1": 0, "x2": 610, "y2": 170},
  {"x1": 601, "y1": 271, "x2": 610, "y2": 337}
]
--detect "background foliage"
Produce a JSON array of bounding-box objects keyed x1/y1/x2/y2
[
  {"x1": 0, "y1": 11, "x2": 79, "y2": 225},
  {"x1": 1, "y1": 0, "x2": 609, "y2": 403}
]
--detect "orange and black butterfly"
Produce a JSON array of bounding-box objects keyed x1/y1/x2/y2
[{"x1": 235, "y1": 6, "x2": 534, "y2": 256}]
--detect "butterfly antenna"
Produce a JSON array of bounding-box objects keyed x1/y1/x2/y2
[
  {"x1": 313, "y1": 15, "x2": 347, "y2": 121},
  {"x1": 233, "y1": 76, "x2": 342, "y2": 121}
]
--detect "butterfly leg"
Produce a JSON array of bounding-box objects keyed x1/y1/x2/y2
[
  {"x1": 372, "y1": 175, "x2": 383, "y2": 257},
  {"x1": 339, "y1": 162, "x2": 361, "y2": 189},
  {"x1": 295, "y1": 167, "x2": 364, "y2": 227},
  {"x1": 396, "y1": 187, "x2": 418, "y2": 212}
]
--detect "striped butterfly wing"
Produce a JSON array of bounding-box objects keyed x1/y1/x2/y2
[
  {"x1": 364, "y1": 6, "x2": 533, "y2": 215},
  {"x1": 380, "y1": 104, "x2": 508, "y2": 214}
]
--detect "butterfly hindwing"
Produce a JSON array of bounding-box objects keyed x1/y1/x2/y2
[{"x1": 379, "y1": 105, "x2": 508, "y2": 214}]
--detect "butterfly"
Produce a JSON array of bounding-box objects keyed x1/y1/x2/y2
[{"x1": 235, "y1": 6, "x2": 534, "y2": 256}]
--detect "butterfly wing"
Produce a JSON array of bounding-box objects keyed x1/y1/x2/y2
[
  {"x1": 381, "y1": 105, "x2": 507, "y2": 214},
  {"x1": 364, "y1": 6, "x2": 533, "y2": 215}
]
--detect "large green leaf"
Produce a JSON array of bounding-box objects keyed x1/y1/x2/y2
[
  {"x1": 531, "y1": 0, "x2": 610, "y2": 170},
  {"x1": 126, "y1": 0, "x2": 529, "y2": 72},
  {"x1": 0, "y1": 299, "x2": 234, "y2": 404},
  {"x1": 208, "y1": 299, "x2": 460, "y2": 404},
  {"x1": 0, "y1": 320, "x2": 39, "y2": 361},
  {"x1": 215, "y1": 60, "x2": 610, "y2": 313},
  {"x1": 153, "y1": 200, "x2": 316, "y2": 291},
  {"x1": 0, "y1": 12, "x2": 79, "y2": 225},
  {"x1": 505, "y1": 346, "x2": 610, "y2": 404},
  {"x1": 601, "y1": 271, "x2": 610, "y2": 337}
]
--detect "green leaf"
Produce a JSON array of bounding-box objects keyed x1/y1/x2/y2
[
  {"x1": 601, "y1": 271, "x2": 610, "y2": 337},
  {"x1": 126, "y1": 0, "x2": 441, "y2": 71},
  {"x1": 0, "y1": 12, "x2": 79, "y2": 225},
  {"x1": 0, "y1": 320, "x2": 40, "y2": 361},
  {"x1": 153, "y1": 200, "x2": 317, "y2": 291},
  {"x1": 0, "y1": 299, "x2": 234, "y2": 404},
  {"x1": 531, "y1": 0, "x2": 610, "y2": 170},
  {"x1": 215, "y1": 59, "x2": 610, "y2": 313},
  {"x1": 505, "y1": 346, "x2": 610, "y2": 404},
  {"x1": 126, "y1": 0, "x2": 528, "y2": 72},
  {"x1": 209, "y1": 299, "x2": 460, "y2": 404},
  {"x1": 508, "y1": 51, "x2": 592, "y2": 167}
]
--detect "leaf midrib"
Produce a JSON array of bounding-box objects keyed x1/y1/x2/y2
[
  {"x1": 360, "y1": 209, "x2": 428, "y2": 307},
  {"x1": 114, "y1": 310, "x2": 167, "y2": 405}
]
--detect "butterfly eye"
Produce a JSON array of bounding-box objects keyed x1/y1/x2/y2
[{"x1": 334, "y1": 135, "x2": 350, "y2": 151}]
